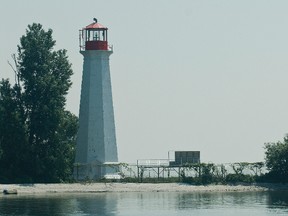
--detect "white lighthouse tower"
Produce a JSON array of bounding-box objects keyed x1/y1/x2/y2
[{"x1": 74, "y1": 19, "x2": 118, "y2": 180}]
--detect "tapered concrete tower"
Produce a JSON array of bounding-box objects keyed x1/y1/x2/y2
[{"x1": 74, "y1": 19, "x2": 118, "y2": 180}]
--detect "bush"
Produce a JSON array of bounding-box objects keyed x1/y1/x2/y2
[
  {"x1": 225, "y1": 174, "x2": 255, "y2": 183},
  {"x1": 264, "y1": 137, "x2": 288, "y2": 182}
]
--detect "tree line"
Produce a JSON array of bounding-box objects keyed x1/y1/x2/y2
[{"x1": 0, "y1": 23, "x2": 287, "y2": 183}]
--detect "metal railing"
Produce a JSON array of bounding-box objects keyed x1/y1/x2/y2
[{"x1": 137, "y1": 159, "x2": 170, "y2": 167}]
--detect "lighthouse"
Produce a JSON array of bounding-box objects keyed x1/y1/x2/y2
[{"x1": 74, "y1": 19, "x2": 118, "y2": 180}]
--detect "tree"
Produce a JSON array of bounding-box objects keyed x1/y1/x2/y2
[
  {"x1": 249, "y1": 162, "x2": 264, "y2": 176},
  {"x1": 264, "y1": 136, "x2": 288, "y2": 182},
  {"x1": 0, "y1": 23, "x2": 78, "y2": 183},
  {"x1": 0, "y1": 79, "x2": 28, "y2": 182},
  {"x1": 231, "y1": 162, "x2": 249, "y2": 175}
]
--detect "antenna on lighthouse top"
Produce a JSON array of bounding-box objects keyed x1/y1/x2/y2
[{"x1": 93, "y1": 18, "x2": 98, "y2": 23}]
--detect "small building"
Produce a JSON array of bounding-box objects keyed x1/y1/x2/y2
[{"x1": 169, "y1": 151, "x2": 200, "y2": 166}]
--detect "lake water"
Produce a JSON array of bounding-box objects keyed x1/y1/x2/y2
[{"x1": 0, "y1": 191, "x2": 287, "y2": 216}]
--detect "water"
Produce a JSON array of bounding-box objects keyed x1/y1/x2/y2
[{"x1": 0, "y1": 191, "x2": 288, "y2": 216}]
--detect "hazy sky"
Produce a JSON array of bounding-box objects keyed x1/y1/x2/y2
[{"x1": 1, "y1": 0, "x2": 288, "y2": 164}]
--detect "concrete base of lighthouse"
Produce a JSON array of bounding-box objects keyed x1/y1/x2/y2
[
  {"x1": 73, "y1": 162, "x2": 120, "y2": 180},
  {"x1": 74, "y1": 50, "x2": 119, "y2": 180}
]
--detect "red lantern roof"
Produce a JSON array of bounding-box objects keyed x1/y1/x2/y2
[{"x1": 84, "y1": 22, "x2": 108, "y2": 30}]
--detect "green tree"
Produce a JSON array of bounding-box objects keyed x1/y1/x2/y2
[
  {"x1": 0, "y1": 79, "x2": 28, "y2": 182},
  {"x1": 264, "y1": 136, "x2": 288, "y2": 182},
  {"x1": 231, "y1": 162, "x2": 249, "y2": 175},
  {"x1": 249, "y1": 162, "x2": 264, "y2": 176},
  {"x1": 0, "y1": 23, "x2": 78, "y2": 183}
]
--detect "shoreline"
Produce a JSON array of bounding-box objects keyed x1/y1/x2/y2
[{"x1": 1, "y1": 183, "x2": 288, "y2": 195}]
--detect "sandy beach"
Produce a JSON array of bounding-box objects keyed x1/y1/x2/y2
[{"x1": 1, "y1": 183, "x2": 288, "y2": 195}]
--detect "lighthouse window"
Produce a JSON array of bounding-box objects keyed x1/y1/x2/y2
[
  {"x1": 86, "y1": 30, "x2": 89, "y2": 41},
  {"x1": 83, "y1": 29, "x2": 108, "y2": 43},
  {"x1": 93, "y1": 32, "x2": 99, "y2": 41}
]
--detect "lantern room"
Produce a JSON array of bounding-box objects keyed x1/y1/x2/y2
[{"x1": 79, "y1": 18, "x2": 109, "y2": 51}]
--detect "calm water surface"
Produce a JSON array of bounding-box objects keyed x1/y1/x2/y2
[{"x1": 0, "y1": 191, "x2": 288, "y2": 216}]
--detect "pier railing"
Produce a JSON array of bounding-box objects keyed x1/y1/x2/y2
[{"x1": 137, "y1": 159, "x2": 170, "y2": 167}]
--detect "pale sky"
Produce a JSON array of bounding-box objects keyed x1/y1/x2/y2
[{"x1": 1, "y1": 0, "x2": 288, "y2": 164}]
